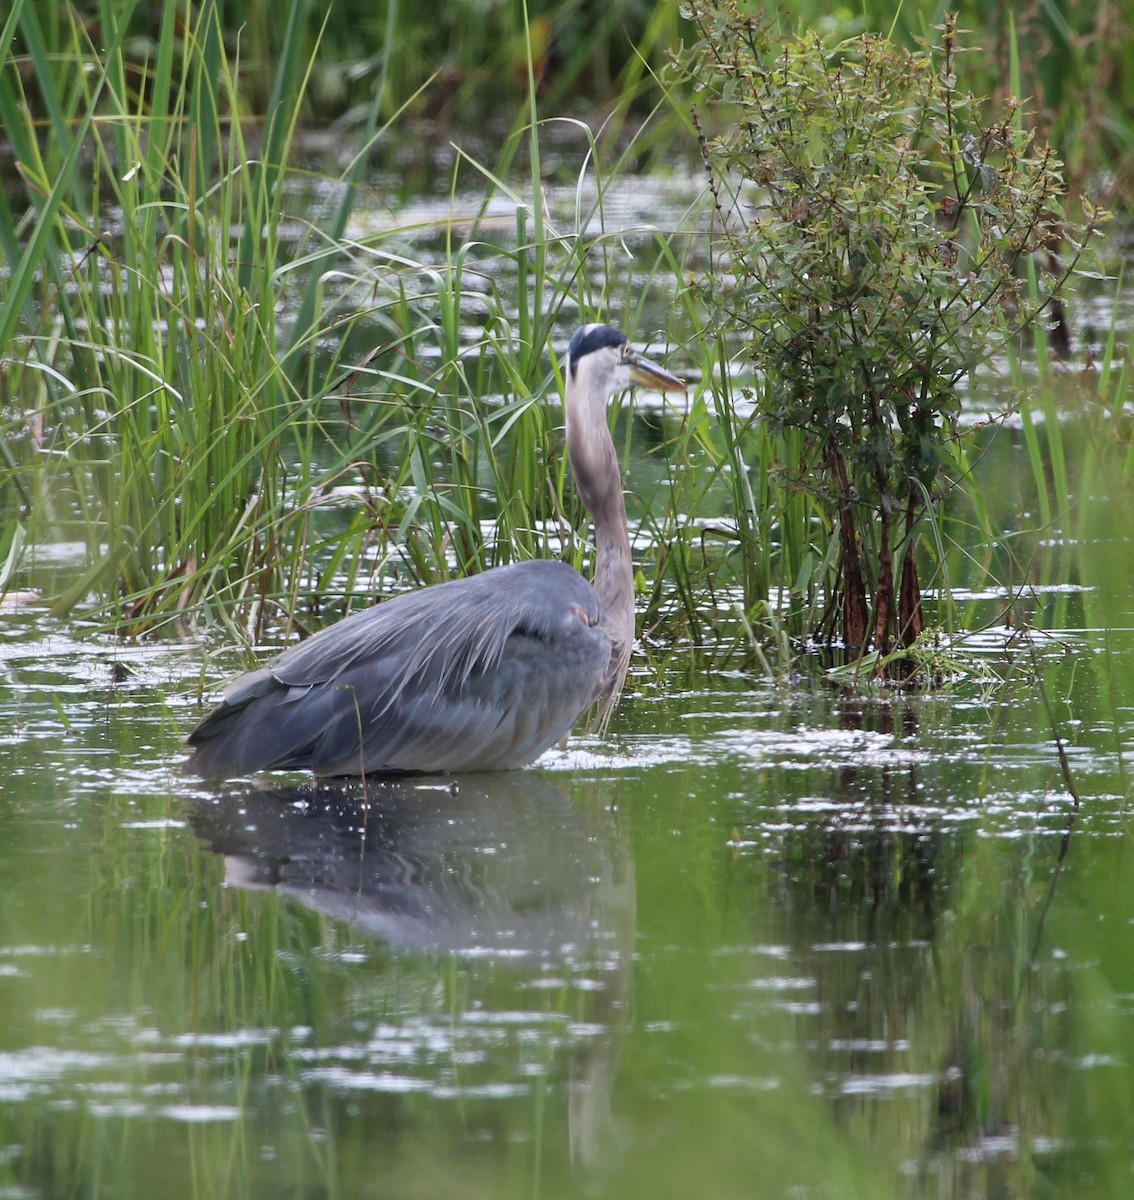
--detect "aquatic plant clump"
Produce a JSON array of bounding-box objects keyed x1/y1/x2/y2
[{"x1": 680, "y1": 3, "x2": 1104, "y2": 671}]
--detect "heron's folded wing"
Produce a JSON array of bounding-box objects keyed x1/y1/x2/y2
[
  {"x1": 185, "y1": 559, "x2": 610, "y2": 778},
  {"x1": 299, "y1": 616, "x2": 610, "y2": 774}
]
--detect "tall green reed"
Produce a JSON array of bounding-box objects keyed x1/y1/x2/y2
[
  {"x1": 1, "y1": 0, "x2": 715, "y2": 653},
  {"x1": 10, "y1": 0, "x2": 1125, "y2": 681},
  {"x1": 0, "y1": 0, "x2": 438, "y2": 635}
]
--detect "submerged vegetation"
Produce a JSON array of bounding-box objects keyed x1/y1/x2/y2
[{"x1": 0, "y1": 0, "x2": 1129, "y2": 681}]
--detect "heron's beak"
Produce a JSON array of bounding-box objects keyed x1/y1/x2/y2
[{"x1": 627, "y1": 351, "x2": 687, "y2": 393}]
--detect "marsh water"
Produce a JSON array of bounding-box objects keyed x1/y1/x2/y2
[
  {"x1": 6, "y1": 595, "x2": 1132, "y2": 1195},
  {"x1": 5, "y1": 171, "x2": 1134, "y2": 1199},
  {"x1": 6, "y1": 531, "x2": 1134, "y2": 1200}
]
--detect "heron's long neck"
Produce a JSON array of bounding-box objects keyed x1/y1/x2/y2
[{"x1": 566, "y1": 382, "x2": 634, "y2": 714}]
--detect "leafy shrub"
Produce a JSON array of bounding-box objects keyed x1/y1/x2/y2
[{"x1": 680, "y1": 2, "x2": 1104, "y2": 670}]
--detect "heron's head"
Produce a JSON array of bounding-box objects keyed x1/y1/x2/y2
[{"x1": 565, "y1": 324, "x2": 685, "y2": 405}]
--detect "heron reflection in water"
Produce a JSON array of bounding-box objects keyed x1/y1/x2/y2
[
  {"x1": 184, "y1": 325, "x2": 685, "y2": 778},
  {"x1": 189, "y1": 774, "x2": 635, "y2": 1170}
]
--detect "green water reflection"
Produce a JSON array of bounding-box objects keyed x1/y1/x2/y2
[{"x1": 2, "y1": 604, "x2": 1133, "y2": 1199}]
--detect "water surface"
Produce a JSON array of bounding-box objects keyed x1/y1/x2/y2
[{"x1": 2, "y1": 592, "x2": 1133, "y2": 1199}]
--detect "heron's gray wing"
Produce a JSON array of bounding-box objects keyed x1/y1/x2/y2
[
  {"x1": 274, "y1": 559, "x2": 589, "y2": 685},
  {"x1": 185, "y1": 560, "x2": 612, "y2": 778},
  {"x1": 298, "y1": 611, "x2": 609, "y2": 774}
]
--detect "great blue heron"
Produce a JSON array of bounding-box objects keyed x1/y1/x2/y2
[{"x1": 183, "y1": 324, "x2": 685, "y2": 778}]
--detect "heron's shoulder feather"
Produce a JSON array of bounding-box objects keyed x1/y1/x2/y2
[{"x1": 265, "y1": 559, "x2": 599, "y2": 692}]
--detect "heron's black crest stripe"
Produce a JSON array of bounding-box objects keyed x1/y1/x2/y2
[{"x1": 567, "y1": 324, "x2": 628, "y2": 378}]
